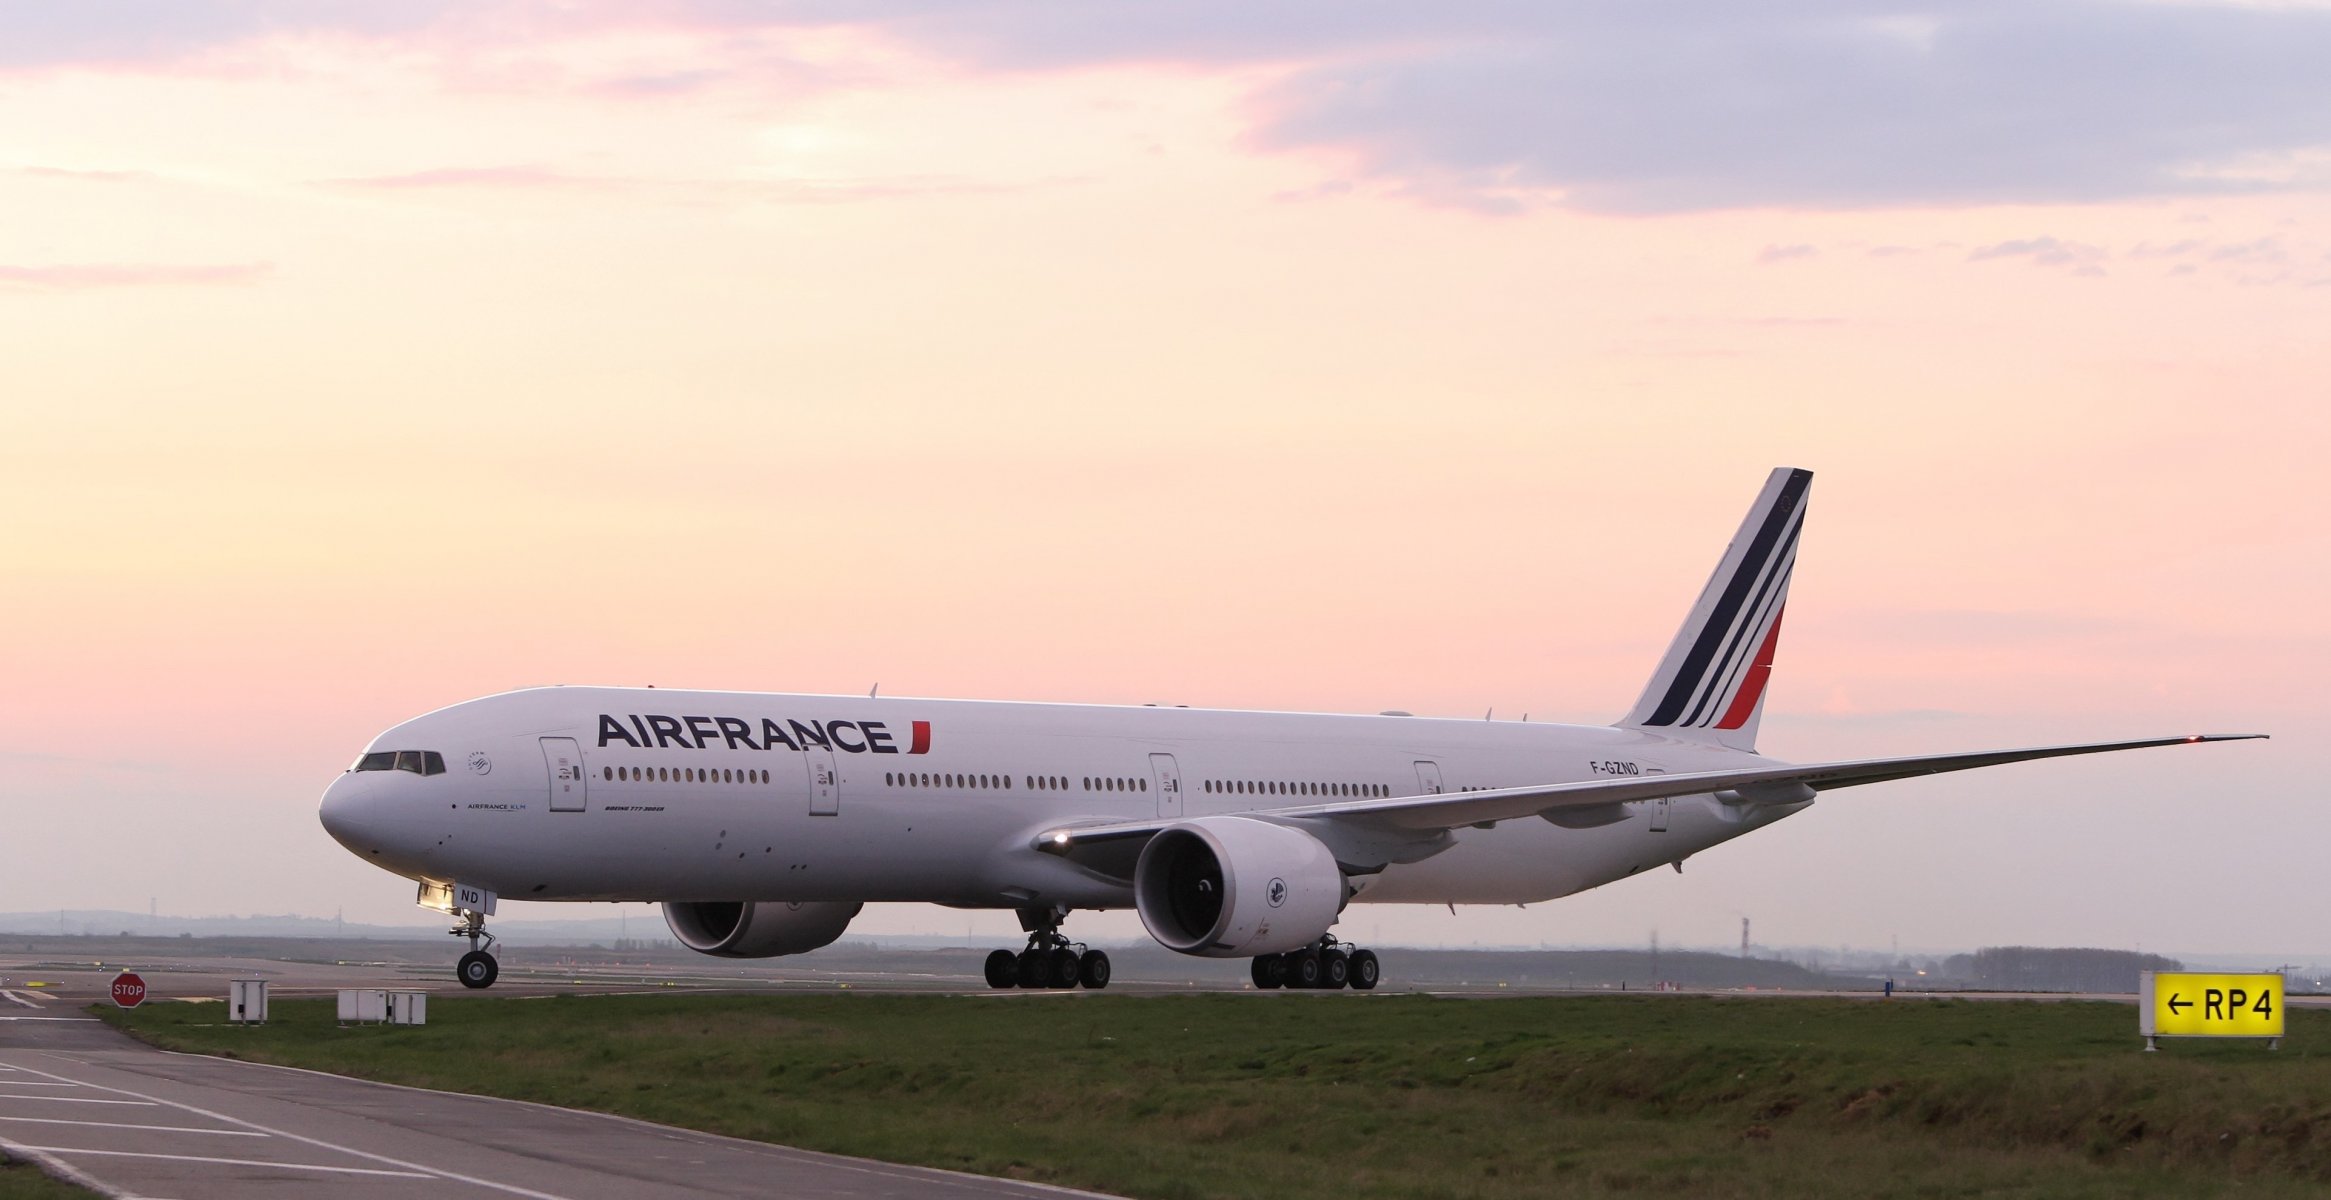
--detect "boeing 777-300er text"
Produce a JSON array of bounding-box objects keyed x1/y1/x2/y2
[{"x1": 319, "y1": 468, "x2": 2261, "y2": 990}]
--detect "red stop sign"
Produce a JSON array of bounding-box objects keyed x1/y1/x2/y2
[{"x1": 110, "y1": 972, "x2": 147, "y2": 1008}]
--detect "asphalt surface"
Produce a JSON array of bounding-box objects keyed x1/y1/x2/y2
[{"x1": 0, "y1": 983, "x2": 1108, "y2": 1199}]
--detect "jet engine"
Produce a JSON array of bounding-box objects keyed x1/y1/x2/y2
[
  {"x1": 662, "y1": 900, "x2": 863, "y2": 958},
  {"x1": 1134, "y1": 816, "x2": 1344, "y2": 958}
]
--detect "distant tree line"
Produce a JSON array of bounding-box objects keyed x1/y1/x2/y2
[{"x1": 1937, "y1": 947, "x2": 2182, "y2": 993}]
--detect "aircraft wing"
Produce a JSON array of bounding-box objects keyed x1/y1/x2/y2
[{"x1": 1034, "y1": 734, "x2": 2264, "y2": 873}]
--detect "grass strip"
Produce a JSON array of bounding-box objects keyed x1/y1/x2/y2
[
  {"x1": 107, "y1": 993, "x2": 2331, "y2": 1199},
  {"x1": 0, "y1": 1157, "x2": 103, "y2": 1200}
]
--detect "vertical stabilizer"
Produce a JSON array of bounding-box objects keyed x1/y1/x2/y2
[{"x1": 1618, "y1": 467, "x2": 1812, "y2": 752}]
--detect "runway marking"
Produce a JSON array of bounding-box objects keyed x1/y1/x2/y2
[
  {"x1": 0, "y1": 1060, "x2": 577, "y2": 1200},
  {"x1": 0, "y1": 1096, "x2": 158, "y2": 1106},
  {"x1": 8, "y1": 1146, "x2": 435, "y2": 1178},
  {"x1": 0, "y1": 1115, "x2": 266, "y2": 1137},
  {"x1": 181, "y1": 1049, "x2": 1122, "y2": 1199},
  {"x1": 0, "y1": 1081, "x2": 82, "y2": 1087},
  {"x1": 1, "y1": 991, "x2": 42, "y2": 1009}
]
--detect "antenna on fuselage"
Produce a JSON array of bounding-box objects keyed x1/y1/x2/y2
[{"x1": 869, "y1": 682, "x2": 880, "y2": 698}]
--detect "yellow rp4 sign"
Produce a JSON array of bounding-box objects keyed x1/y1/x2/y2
[{"x1": 2140, "y1": 972, "x2": 2285, "y2": 1049}]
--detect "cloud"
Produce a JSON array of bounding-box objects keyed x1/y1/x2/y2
[
  {"x1": 328, "y1": 163, "x2": 1025, "y2": 205},
  {"x1": 0, "y1": 1, "x2": 462, "y2": 69},
  {"x1": 1758, "y1": 243, "x2": 1818, "y2": 264},
  {"x1": 1967, "y1": 236, "x2": 2108, "y2": 272},
  {"x1": 1237, "y1": 2, "x2": 2331, "y2": 214},
  {"x1": 9, "y1": 2, "x2": 2331, "y2": 213},
  {"x1": 0, "y1": 262, "x2": 271, "y2": 288},
  {"x1": 333, "y1": 166, "x2": 601, "y2": 191}
]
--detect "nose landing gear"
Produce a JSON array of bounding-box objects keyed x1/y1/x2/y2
[
  {"x1": 1251, "y1": 936, "x2": 1378, "y2": 991},
  {"x1": 983, "y1": 906, "x2": 1110, "y2": 990},
  {"x1": 450, "y1": 908, "x2": 499, "y2": 989}
]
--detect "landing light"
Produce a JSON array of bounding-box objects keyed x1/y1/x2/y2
[{"x1": 1050, "y1": 832, "x2": 1071, "y2": 846}]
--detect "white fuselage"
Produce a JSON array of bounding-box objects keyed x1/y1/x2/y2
[{"x1": 319, "y1": 686, "x2": 1804, "y2": 915}]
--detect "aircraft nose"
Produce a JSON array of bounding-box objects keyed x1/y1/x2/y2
[{"x1": 319, "y1": 772, "x2": 386, "y2": 855}]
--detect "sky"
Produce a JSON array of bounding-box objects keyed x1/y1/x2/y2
[{"x1": 2, "y1": 1, "x2": 2324, "y2": 960}]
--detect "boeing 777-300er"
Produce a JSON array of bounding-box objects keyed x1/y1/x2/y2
[{"x1": 319, "y1": 468, "x2": 2261, "y2": 990}]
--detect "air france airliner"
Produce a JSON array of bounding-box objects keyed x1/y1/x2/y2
[{"x1": 318, "y1": 469, "x2": 2260, "y2": 990}]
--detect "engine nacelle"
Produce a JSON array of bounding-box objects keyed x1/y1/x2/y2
[
  {"x1": 663, "y1": 900, "x2": 862, "y2": 958},
  {"x1": 1134, "y1": 816, "x2": 1344, "y2": 958}
]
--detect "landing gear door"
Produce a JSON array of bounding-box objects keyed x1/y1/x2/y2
[
  {"x1": 541, "y1": 737, "x2": 586, "y2": 812},
  {"x1": 807, "y1": 748, "x2": 839, "y2": 816},
  {"x1": 1413, "y1": 761, "x2": 1444, "y2": 795},
  {"x1": 1149, "y1": 753, "x2": 1183, "y2": 819}
]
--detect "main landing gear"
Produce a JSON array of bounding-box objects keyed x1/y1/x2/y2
[
  {"x1": 451, "y1": 908, "x2": 499, "y2": 989},
  {"x1": 983, "y1": 907, "x2": 1110, "y2": 990},
  {"x1": 1251, "y1": 937, "x2": 1379, "y2": 991}
]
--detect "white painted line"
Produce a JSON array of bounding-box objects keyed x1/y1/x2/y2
[
  {"x1": 0, "y1": 1104, "x2": 162, "y2": 1113},
  {"x1": 178, "y1": 1047, "x2": 1122, "y2": 1199},
  {"x1": 0, "y1": 1017, "x2": 99, "y2": 1023},
  {"x1": 11, "y1": 1146, "x2": 435, "y2": 1178},
  {"x1": 0, "y1": 1082, "x2": 82, "y2": 1088},
  {"x1": 0, "y1": 1061, "x2": 576, "y2": 1200},
  {"x1": 1, "y1": 991, "x2": 42, "y2": 1009},
  {"x1": 0, "y1": 1115, "x2": 266, "y2": 1137}
]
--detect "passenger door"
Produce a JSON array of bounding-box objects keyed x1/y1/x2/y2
[
  {"x1": 1413, "y1": 761, "x2": 1444, "y2": 795},
  {"x1": 806, "y1": 748, "x2": 839, "y2": 816},
  {"x1": 1149, "y1": 753, "x2": 1184, "y2": 819},
  {"x1": 541, "y1": 737, "x2": 587, "y2": 812}
]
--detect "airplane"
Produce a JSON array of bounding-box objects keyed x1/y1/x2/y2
[{"x1": 318, "y1": 467, "x2": 2262, "y2": 991}]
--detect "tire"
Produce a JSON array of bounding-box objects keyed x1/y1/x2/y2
[
  {"x1": 1250, "y1": 955, "x2": 1283, "y2": 990},
  {"x1": 1349, "y1": 949, "x2": 1380, "y2": 991},
  {"x1": 1321, "y1": 949, "x2": 1350, "y2": 989},
  {"x1": 457, "y1": 950, "x2": 498, "y2": 989},
  {"x1": 1079, "y1": 950, "x2": 1112, "y2": 990},
  {"x1": 984, "y1": 949, "x2": 1019, "y2": 989},
  {"x1": 1290, "y1": 952, "x2": 1322, "y2": 989},
  {"x1": 1016, "y1": 948, "x2": 1049, "y2": 988},
  {"x1": 1050, "y1": 948, "x2": 1082, "y2": 989}
]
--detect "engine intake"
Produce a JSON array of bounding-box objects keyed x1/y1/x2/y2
[
  {"x1": 663, "y1": 900, "x2": 862, "y2": 958},
  {"x1": 1134, "y1": 817, "x2": 1343, "y2": 958}
]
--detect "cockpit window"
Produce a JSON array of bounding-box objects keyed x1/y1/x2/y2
[{"x1": 356, "y1": 750, "x2": 448, "y2": 776}]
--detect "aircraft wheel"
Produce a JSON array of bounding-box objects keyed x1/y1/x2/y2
[
  {"x1": 1290, "y1": 952, "x2": 1323, "y2": 990},
  {"x1": 1050, "y1": 948, "x2": 1083, "y2": 989},
  {"x1": 1016, "y1": 948, "x2": 1050, "y2": 988},
  {"x1": 984, "y1": 949, "x2": 1019, "y2": 989},
  {"x1": 1349, "y1": 949, "x2": 1380, "y2": 991},
  {"x1": 1250, "y1": 955, "x2": 1283, "y2": 990},
  {"x1": 457, "y1": 950, "x2": 498, "y2": 990},
  {"x1": 1078, "y1": 950, "x2": 1112, "y2": 990},
  {"x1": 1321, "y1": 949, "x2": 1350, "y2": 989}
]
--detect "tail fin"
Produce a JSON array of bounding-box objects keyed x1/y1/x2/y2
[{"x1": 1618, "y1": 467, "x2": 1812, "y2": 752}]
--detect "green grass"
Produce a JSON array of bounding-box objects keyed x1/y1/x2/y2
[
  {"x1": 106, "y1": 994, "x2": 2331, "y2": 1199},
  {"x1": 0, "y1": 1158, "x2": 99, "y2": 1200}
]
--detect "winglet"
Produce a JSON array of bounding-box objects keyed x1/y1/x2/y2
[{"x1": 1619, "y1": 467, "x2": 1813, "y2": 751}]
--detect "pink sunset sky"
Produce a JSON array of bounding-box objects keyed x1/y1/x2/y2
[{"x1": 1, "y1": 2, "x2": 2322, "y2": 957}]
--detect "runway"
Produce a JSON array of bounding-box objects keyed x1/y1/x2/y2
[{"x1": 0, "y1": 994, "x2": 1108, "y2": 1199}]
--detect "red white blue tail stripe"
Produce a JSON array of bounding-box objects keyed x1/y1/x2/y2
[{"x1": 1620, "y1": 467, "x2": 1811, "y2": 751}]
